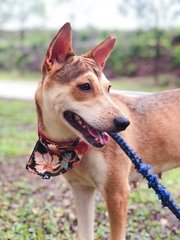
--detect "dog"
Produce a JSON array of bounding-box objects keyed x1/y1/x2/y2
[{"x1": 28, "y1": 22, "x2": 180, "y2": 240}]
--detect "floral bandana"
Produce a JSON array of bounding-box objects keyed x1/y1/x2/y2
[{"x1": 26, "y1": 132, "x2": 90, "y2": 180}]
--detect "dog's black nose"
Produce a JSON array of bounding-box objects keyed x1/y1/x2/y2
[{"x1": 113, "y1": 116, "x2": 130, "y2": 131}]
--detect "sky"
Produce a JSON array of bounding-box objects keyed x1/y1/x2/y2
[
  {"x1": 3, "y1": 0, "x2": 180, "y2": 30},
  {"x1": 44, "y1": 0, "x2": 138, "y2": 30}
]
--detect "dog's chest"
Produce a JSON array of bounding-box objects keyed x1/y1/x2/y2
[{"x1": 64, "y1": 148, "x2": 108, "y2": 191}]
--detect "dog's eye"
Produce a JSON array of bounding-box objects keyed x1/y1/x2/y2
[
  {"x1": 77, "y1": 83, "x2": 91, "y2": 91},
  {"x1": 108, "y1": 85, "x2": 111, "y2": 92}
]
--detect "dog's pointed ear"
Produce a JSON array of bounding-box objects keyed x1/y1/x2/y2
[
  {"x1": 42, "y1": 22, "x2": 74, "y2": 73},
  {"x1": 85, "y1": 35, "x2": 116, "y2": 69}
]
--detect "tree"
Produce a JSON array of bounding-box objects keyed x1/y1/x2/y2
[{"x1": 12, "y1": 0, "x2": 45, "y2": 41}]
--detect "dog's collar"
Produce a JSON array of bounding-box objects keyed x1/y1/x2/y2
[{"x1": 26, "y1": 130, "x2": 90, "y2": 179}]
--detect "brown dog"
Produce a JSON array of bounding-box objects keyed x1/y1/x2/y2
[{"x1": 32, "y1": 23, "x2": 180, "y2": 240}]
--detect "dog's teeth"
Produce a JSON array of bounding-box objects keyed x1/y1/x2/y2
[
  {"x1": 78, "y1": 120, "x2": 82, "y2": 124},
  {"x1": 75, "y1": 115, "x2": 80, "y2": 121},
  {"x1": 74, "y1": 114, "x2": 86, "y2": 127}
]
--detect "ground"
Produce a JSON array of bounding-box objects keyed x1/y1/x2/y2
[{"x1": 0, "y1": 79, "x2": 180, "y2": 239}]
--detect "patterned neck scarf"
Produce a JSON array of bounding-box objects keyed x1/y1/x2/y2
[{"x1": 26, "y1": 131, "x2": 90, "y2": 179}]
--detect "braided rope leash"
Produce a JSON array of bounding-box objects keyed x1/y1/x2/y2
[{"x1": 109, "y1": 133, "x2": 180, "y2": 221}]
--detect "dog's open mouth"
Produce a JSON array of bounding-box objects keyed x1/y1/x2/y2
[{"x1": 63, "y1": 111, "x2": 109, "y2": 148}]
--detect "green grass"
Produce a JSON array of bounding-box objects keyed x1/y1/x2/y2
[
  {"x1": 0, "y1": 84, "x2": 180, "y2": 239},
  {"x1": 111, "y1": 75, "x2": 180, "y2": 92},
  {"x1": 0, "y1": 99, "x2": 36, "y2": 160},
  {"x1": 0, "y1": 71, "x2": 41, "y2": 81}
]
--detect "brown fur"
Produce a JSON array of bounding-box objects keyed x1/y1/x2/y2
[
  {"x1": 50, "y1": 56, "x2": 101, "y2": 84},
  {"x1": 35, "y1": 23, "x2": 180, "y2": 240}
]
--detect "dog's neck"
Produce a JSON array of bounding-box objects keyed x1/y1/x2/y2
[
  {"x1": 38, "y1": 121, "x2": 77, "y2": 144},
  {"x1": 37, "y1": 125, "x2": 79, "y2": 146},
  {"x1": 37, "y1": 108, "x2": 78, "y2": 144}
]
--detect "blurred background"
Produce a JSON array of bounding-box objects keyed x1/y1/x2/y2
[
  {"x1": 0, "y1": 0, "x2": 180, "y2": 239},
  {"x1": 0, "y1": 0, "x2": 180, "y2": 87}
]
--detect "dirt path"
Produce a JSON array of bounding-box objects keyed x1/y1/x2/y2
[{"x1": 0, "y1": 80, "x2": 37, "y2": 100}]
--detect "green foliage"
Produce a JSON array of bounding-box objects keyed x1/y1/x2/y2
[
  {"x1": 105, "y1": 29, "x2": 180, "y2": 78},
  {"x1": 0, "y1": 28, "x2": 179, "y2": 79},
  {"x1": 127, "y1": 63, "x2": 137, "y2": 76},
  {"x1": 172, "y1": 46, "x2": 180, "y2": 68}
]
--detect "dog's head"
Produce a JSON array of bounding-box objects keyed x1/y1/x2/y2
[{"x1": 36, "y1": 22, "x2": 130, "y2": 148}]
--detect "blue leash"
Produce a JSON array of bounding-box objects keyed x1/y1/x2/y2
[{"x1": 110, "y1": 133, "x2": 180, "y2": 221}]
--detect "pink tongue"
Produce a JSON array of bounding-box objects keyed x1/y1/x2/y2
[
  {"x1": 99, "y1": 132, "x2": 109, "y2": 145},
  {"x1": 87, "y1": 125, "x2": 99, "y2": 138},
  {"x1": 87, "y1": 125, "x2": 109, "y2": 145}
]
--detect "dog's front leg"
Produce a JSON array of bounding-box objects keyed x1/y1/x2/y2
[
  {"x1": 104, "y1": 179, "x2": 130, "y2": 240},
  {"x1": 70, "y1": 183, "x2": 96, "y2": 240}
]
